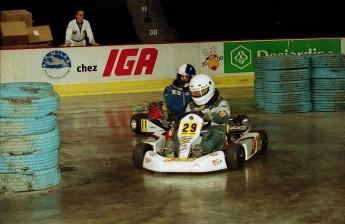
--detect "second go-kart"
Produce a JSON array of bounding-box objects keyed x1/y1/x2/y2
[
  {"x1": 132, "y1": 111, "x2": 268, "y2": 173},
  {"x1": 129, "y1": 101, "x2": 177, "y2": 135}
]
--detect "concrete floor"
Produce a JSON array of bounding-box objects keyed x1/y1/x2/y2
[{"x1": 0, "y1": 87, "x2": 344, "y2": 224}]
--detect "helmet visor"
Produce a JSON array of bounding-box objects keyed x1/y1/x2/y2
[
  {"x1": 190, "y1": 87, "x2": 209, "y2": 97},
  {"x1": 178, "y1": 74, "x2": 191, "y2": 83}
]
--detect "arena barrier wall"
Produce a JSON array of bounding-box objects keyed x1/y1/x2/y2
[{"x1": 1, "y1": 38, "x2": 343, "y2": 96}]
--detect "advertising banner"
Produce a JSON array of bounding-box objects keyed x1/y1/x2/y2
[{"x1": 223, "y1": 38, "x2": 341, "y2": 73}]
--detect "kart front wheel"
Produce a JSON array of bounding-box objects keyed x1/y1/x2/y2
[
  {"x1": 130, "y1": 113, "x2": 148, "y2": 134},
  {"x1": 133, "y1": 143, "x2": 152, "y2": 168},
  {"x1": 225, "y1": 144, "x2": 245, "y2": 170}
]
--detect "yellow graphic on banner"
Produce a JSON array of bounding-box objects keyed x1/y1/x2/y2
[{"x1": 180, "y1": 122, "x2": 199, "y2": 135}]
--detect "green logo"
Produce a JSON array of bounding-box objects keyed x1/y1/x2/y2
[
  {"x1": 224, "y1": 39, "x2": 341, "y2": 73},
  {"x1": 231, "y1": 46, "x2": 251, "y2": 69}
]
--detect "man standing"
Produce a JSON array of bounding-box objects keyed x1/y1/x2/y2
[{"x1": 64, "y1": 10, "x2": 99, "y2": 46}]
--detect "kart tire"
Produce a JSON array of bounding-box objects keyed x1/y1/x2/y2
[
  {"x1": 133, "y1": 143, "x2": 152, "y2": 169},
  {"x1": 225, "y1": 144, "x2": 245, "y2": 170},
  {"x1": 130, "y1": 113, "x2": 148, "y2": 134},
  {"x1": 253, "y1": 130, "x2": 268, "y2": 155}
]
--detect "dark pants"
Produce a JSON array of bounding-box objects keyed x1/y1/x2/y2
[{"x1": 171, "y1": 125, "x2": 225, "y2": 155}]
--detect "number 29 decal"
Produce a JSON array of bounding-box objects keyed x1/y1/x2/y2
[{"x1": 180, "y1": 122, "x2": 198, "y2": 135}]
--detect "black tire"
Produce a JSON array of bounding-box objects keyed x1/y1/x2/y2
[
  {"x1": 253, "y1": 130, "x2": 268, "y2": 155},
  {"x1": 130, "y1": 113, "x2": 148, "y2": 134},
  {"x1": 224, "y1": 144, "x2": 245, "y2": 170},
  {"x1": 132, "y1": 143, "x2": 152, "y2": 168}
]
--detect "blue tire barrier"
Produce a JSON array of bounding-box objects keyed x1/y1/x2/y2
[
  {"x1": 311, "y1": 90, "x2": 345, "y2": 101},
  {"x1": 261, "y1": 68, "x2": 310, "y2": 82},
  {"x1": 255, "y1": 55, "x2": 310, "y2": 70},
  {"x1": 0, "y1": 82, "x2": 61, "y2": 192},
  {"x1": 0, "y1": 165, "x2": 61, "y2": 192},
  {"x1": 310, "y1": 67, "x2": 345, "y2": 79},
  {"x1": 0, "y1": 82, "x2": 54, "y2": 92},
  {"x1": 309, "y1": 54, "x2": 345, "y2": 68},
  {"x1": 0, "y1": 115, "x2": 57, "y2": 137},
  {"x1": 0, "y1": 128, "x2": 60, "y2": 156},
  {"x1": 0, "y1": 149, "x2": 58, "y2": 173},
  {"x1": 312, "y1": 101, "x2": 345, "y2": 112},
  {"x1": 311, "y1": 79, "x2": 345, "y2": 90},
  {"x1": 254, "y1": 68, "x2": 264, "y2": 79},
  {"x1": 0, "y1": 88, "x2": 55, "y2": 98},
  {"x1": 262, "y1": 80, "x2": 310, "y2": 93},
  {"x1": 0, "y1": 92, "x2": 60, "y2": 118},
  {"x1": 264, "y1": 101, "x2": 312, "y2": 113},
  {"x1": 263, "y1": 91, "x2": 311, "y2": 103}
]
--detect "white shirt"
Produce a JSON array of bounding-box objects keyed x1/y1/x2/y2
[{"x1": 65, "y1": 19, "x2": 95, "y2": 44}]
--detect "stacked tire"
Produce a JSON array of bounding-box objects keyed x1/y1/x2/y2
[
  {"x1": 253, "y1": 61, "x2": 264, "y2": 109},
  {"x1": 0, "y1": 82, "x2": 61, "y2": 192},
  {"x1": 309, "y1": 54, "x2": 345, "y2": 112},
  {"x1": 254, "y1": 55, "x2": 312, "y2": 113}
]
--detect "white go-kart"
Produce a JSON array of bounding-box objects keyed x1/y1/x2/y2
[{"x1": 132, "y1": 111, "x2": 268, "y2": 173}]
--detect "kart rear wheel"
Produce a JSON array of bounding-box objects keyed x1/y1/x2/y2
[
  {"x1": 130, "y1": 113, "x2": 148, "y2": 134},
  {"x1": 225, "y1": 144, "x2": 245, "y2": 170},
  {"x1": 253, "y1": 130, "x2": 268, "y2": 155},
  {"x1": 133, "y1": 143, "x2": 152, "y2": 168}
]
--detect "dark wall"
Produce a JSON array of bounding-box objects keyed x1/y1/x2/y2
[
  {"x1": 160, "y1": 0, "x2": 345, "y2": 42},
  {"x1": 0, "y1": 0, "x2": 141, "y2": 46},
  {"x1": 1, "y1": 0, "x2": 344, "y2": 46}
]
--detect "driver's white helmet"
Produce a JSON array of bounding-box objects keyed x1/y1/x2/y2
[{"x1": 189, "y1": 74, "x2": 215, "y2": 105}]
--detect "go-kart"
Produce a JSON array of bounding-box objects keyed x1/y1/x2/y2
[
  {"x1": 132, "y1": 111, "x2": 268, "y2": 172},
  {"x1": 129, "y1": 101, "x2": 177, "y2": 134}
]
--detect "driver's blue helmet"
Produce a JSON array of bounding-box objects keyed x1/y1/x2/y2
[{"x1": 175, "y1": 64, "x2": 196, "y2": 88}]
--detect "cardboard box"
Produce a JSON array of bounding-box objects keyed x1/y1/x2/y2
[
  {"x1": 27, "y1": 25, "x2": 53, "y2": 44},
  {"x1": 0, "y1": 21, "x2": 28, "y2": 46},
  {"x1": 1, "y1": 9, "x2": 33, "y2": 27}
]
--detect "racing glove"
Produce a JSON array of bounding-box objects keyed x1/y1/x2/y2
[{"x1": 202, "y1": 110, "x2": 213, "y2": 122}]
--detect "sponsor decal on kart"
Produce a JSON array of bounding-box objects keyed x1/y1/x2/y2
[
  {"x1": 141, "y1": 119, "x2": 148, "y2": 132},
  {"x1": 164, "y1": 158, "x2": 196, "y2": 162},
  {"x1": 149, "y1": 152, "x2": 157, "y2": 157},
  {"x1": 212, "y1": 159, "x2": 222, "y2": 166},
  {"x1": 180, "y1": 122, "x2": 199, "y2": 135},
  {"x1": 180, "y1": 136, "x2": 192, "y2": 144},
  {"x1": 145, "y1": 157, "x2": 152, "y2": 163}
]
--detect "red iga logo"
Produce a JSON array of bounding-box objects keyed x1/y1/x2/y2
[{"x1": 103, "y1": 48, "x2": 158, "y2": 76}]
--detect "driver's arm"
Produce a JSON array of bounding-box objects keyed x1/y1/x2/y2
[
  {"x1": 185, "y1": 102, "x2": 192, "y2": 113},
  {"x1": 163, "y1": 87, "x2": 185, "y2": 118},
  {"x1": 211, "y1": 100, "x2": 231, "y2": 124}
]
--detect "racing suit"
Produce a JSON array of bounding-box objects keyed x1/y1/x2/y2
[
  {"x1": 163, "y1": 79, "x2": 192, "y2": 120},
  {"x1": 185, "y1": 93, "x2": 231, "y2": 154},
  {"x1": 166, "y1": 89, "x2": 231, "y2": 157},
  {"x1": 65, "y1": 19, "x2": 96, "y2": 46}
]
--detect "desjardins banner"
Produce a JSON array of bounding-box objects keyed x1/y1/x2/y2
[{"x1": 223, "y1": 39, "x2": 341, "y2": 73}]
